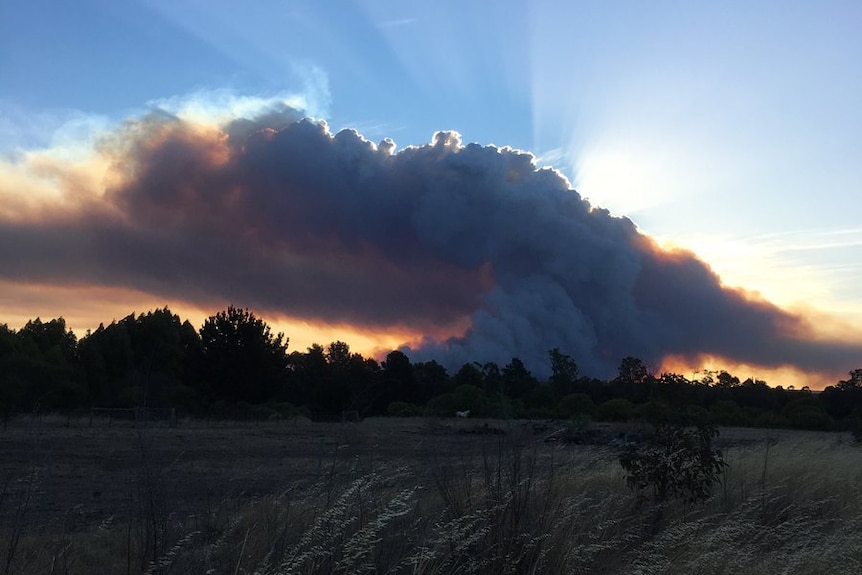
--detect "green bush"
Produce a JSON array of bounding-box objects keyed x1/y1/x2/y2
[{"x1": 619, "y1": 423, "x2": 727, "y2": 504}]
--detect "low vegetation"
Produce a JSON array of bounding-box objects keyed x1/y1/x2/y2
[{"x1": 1, "y1": 417, "x2": 861, "y2": 574}]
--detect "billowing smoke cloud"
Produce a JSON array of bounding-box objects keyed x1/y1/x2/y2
[{"x1": 1, "y1": 104, "x2": 859, "y2": 378}]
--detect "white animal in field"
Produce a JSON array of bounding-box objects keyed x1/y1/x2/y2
[{"x1": 456, "y1": 410, "x2": 470, "y2": 418}]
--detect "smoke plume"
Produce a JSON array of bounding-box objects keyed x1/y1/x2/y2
[{"x1": 1, "y1": 104, "x2": 859, "y2": 378}]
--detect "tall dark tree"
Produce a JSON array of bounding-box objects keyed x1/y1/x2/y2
[
  {"x1": 412, "y1": 360, "x2": 450, "y2": 404},
  {"x1": 382, "y1": 350, "x2": 414, "y2": 405},
  {"x1": 12, "y1": 317, "x2": 82, "y2": 410},
  {"x1": 820, "y1": 369, "x2": 862, "y2": 421},
  {"x1": 715, "y1": 371, "x2": 741, "y2": 388},
  {"x1": 345, "y1": 354, "x2": 381, "y2": 415},
  {"x1": 128, "y1": 308, "x2": 201, "y2": 407},
  {"x1": 79, "y1": 308, "x2": 200, "y2": 408},
  {"x1": 198, "y1": 306, "x2": 288, "y2": 404},
  {"x1": 78, "y1": 319, "x2": 134, "y2": 406},
  {"x1": 837, "y1": 369, "x2": 862, "y2": 391},
  {"x1": 286, "y1": 345, "x2": 328, "y2": 410},
  {"x1": 481, "y1": 362, "x2": 503, "y2": 395},
  {"x1": 325, "y1": 341, "x2": 352, "y2": 370},
  {"x1": 616, "y1": 356, "x2": 650, "y2": 385},
  {"x1": 549, "y1": 348, "x2": 579, "y2": 400},
  {"x1": 18, "y1": 317, "x2": 78, "y2": 363},
  {"x1": 455, "y1": 363, "x2": 485, "y2": 389},
  {"x1": 0, "y1": 324, "x2": 25, "y2": 426},
  {"x1": 318, "y1": 340, "x2": 368, "y2": 415},
  {"x1": 502, "y1": 357, "x2": 536, "y2": 399}
]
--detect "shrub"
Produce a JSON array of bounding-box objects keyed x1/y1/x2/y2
[{"x1": 619, "y1": 423, "x2": 727, "y2": 504}]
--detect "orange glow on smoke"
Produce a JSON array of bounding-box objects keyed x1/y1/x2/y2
[
  {"x1": 0, "y1": 279, "x2": 469, "y2": 360},
  {"x1": 658, "y1": 354, "x2": 844, "y2": 391}
]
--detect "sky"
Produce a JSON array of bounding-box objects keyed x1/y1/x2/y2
[{"x1": 1, "y1": 0, "x2": 860, "y2": 387}]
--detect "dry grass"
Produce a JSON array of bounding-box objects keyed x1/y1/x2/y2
[{"x1": 1, "y1": 419, "x2": 861, "y2": 574}]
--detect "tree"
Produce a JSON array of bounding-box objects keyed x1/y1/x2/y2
[
  {"x1": 549, "y1": 348, "x2": 579, "y2": 399},
  {"x1": 836, "y1": 369, "x2": 862, "y2": 391},
  {"x1": 455, "y1": 363, "x2": 485, "y2": 389},
  {"x1": 285, "y1": 345, "x2": 326, "y2": 409},
  {"x1": 198, "y1": 306, "x2": 288, "y2": 404},
  {"x1": 382, "y1": 350, "x2": 414, "y2": 404},
  {"x1": 480, "y1": 362, "x2": 503, "y2": 395},
  {"x1": 78, "y1": 308, "x2": 201, "y2": 408},
  {"x1": 820, "y1": 369, "x2": 862, "y2": 422},
  {"x1": 715, "y1": 370, "x2": 740, "y2": 388},
  {"x1": 502, "y1": 357, "x2": 536, "y2": 399},
  {"x1": 0, "y1": 324, "x2": 24, "y2": 426},
  {"x1": 18, "y1": 317, "x2": 78, "y2": 364},
  {"x1": 325, "y1": 341, "x2": 352, "y2": 370},
  {"x1": 616, "y1": 356, "x2": 650, "y2": 385},
  {"x1": 10, "y1": 317, "x2": 83, "y2": 411},
  {"x1": 412, "y1": 360, "x2": 450, "y2": 404},
  {"x1": 78, "y1": 320, "x2": 133, "y2": 406}
]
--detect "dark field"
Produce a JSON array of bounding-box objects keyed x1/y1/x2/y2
[
  {"x1": 1, "y1": 417, "x2": 861, "y2": 574},
  {"x1": 1, "y1": 417, "x2": 562, "y2": 529}
]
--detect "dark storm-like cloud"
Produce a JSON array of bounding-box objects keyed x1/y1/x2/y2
[{"x1": 0, "y1": 106, "x2": 859, "y2": 377}]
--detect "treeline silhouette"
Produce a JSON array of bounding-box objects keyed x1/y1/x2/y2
[{"x1": 1, "y1": 306, "x2": 861, "y2": 431}]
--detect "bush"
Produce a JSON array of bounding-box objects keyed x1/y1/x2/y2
[{"x1": 619, "y1": 423, "x2": 727, "y2": 504}]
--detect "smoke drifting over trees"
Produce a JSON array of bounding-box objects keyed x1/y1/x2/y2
[{"x1": 0, "y1": 104, "x2": 859, "y2": 378}]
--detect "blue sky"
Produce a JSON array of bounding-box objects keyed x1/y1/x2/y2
[{"x1": 1, "y1": 0, "x2": 860, "y2": 381}]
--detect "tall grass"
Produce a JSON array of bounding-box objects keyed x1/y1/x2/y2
[{"x1": 1, "y1": 422, "x2": 861, "y2": 573}]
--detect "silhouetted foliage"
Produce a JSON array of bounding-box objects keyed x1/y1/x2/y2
[
  {"x1": 455, "y1": 362, "x2": 485, "y2": 390},
  {"x1": 198, "y1": 306, "x2": 288, "y2": 404},
  {"x1": 836, "y1": 369, "x2": 862, "y2": 391},
  {"x1": 411, "y1": 360, "x2": 450, "y2": 404},
  {"x1": 549, "y1": 348, "x2": 579, "y2": 400},
  {"x1": 1, "y1": 307, "x2": 861, "y2": 432},
  {"x1": 715, "y1": 370, "x2": 741, "y2": 388},
  {"x1": 616, "y1": 356, "x2": 650, "y2": 385},
  {"x1": 381, "y1": 350, "x2": 414, "y2": 405},
  {"x1": 1, "y1": 317, "x2": 82, "y2": 413},
  {"x1": 619, "y1": 423, "x2": 727, "y2": 504},
  {"x1": 502, "y1": 357, "x2": 535, "y2": 399},
  {"x1": 19, "y1": 317, "x2": 77, "y2": 363}
]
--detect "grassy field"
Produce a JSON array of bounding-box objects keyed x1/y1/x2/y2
[{"x1": 1, "y1": 416, "x2": 861, "y2": 574}]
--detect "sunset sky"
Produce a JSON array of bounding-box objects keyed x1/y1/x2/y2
[{"x1": 1, "y1": 0, "x2": 860, "y2": 386}]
